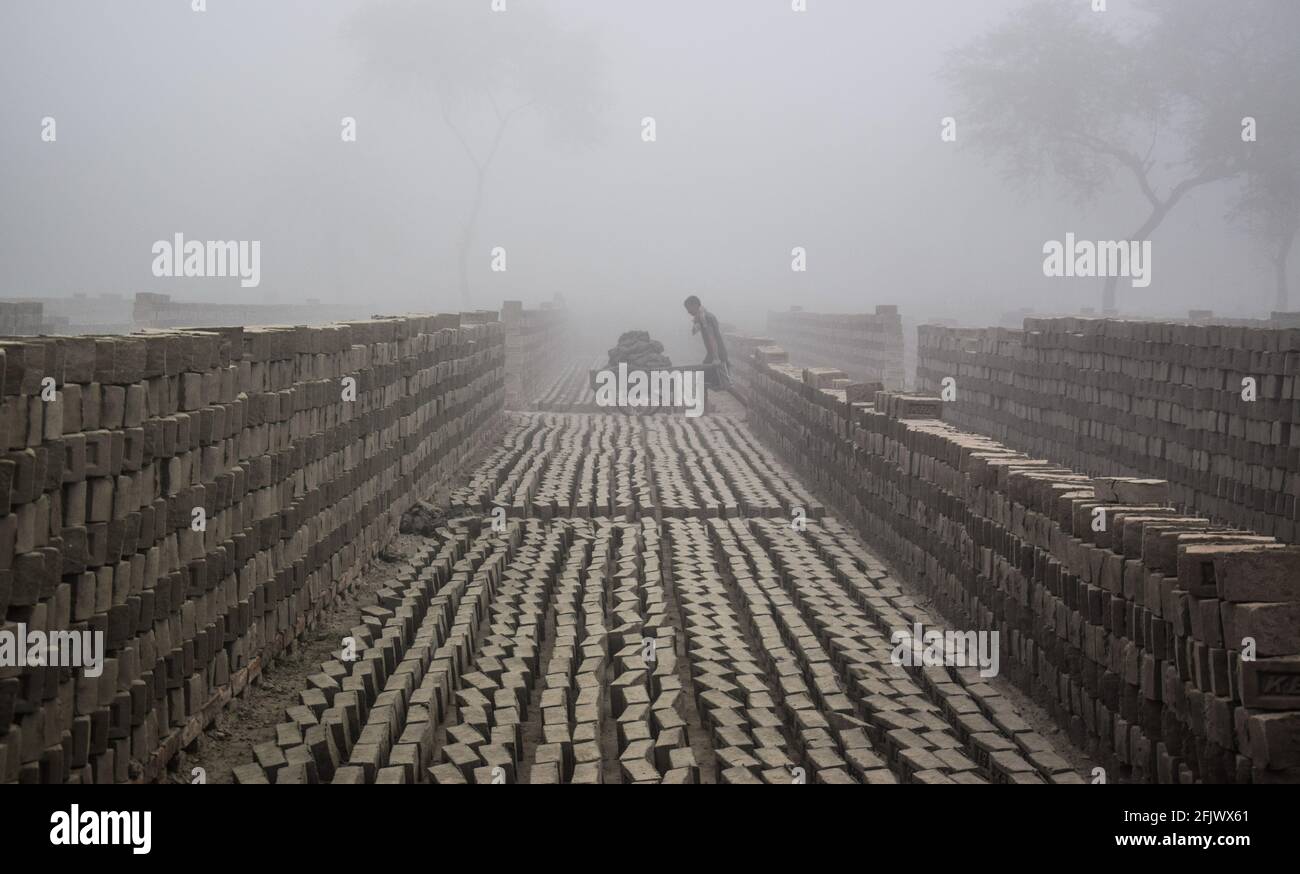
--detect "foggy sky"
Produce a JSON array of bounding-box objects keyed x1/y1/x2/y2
[{"x1": 0, "y1": 0, "x2": 1284, "y2": 354}]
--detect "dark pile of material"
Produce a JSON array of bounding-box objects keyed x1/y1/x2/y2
[
  {"x1": 399, "y1": 500, "x2": 446, "y2": 536},
  {"x1": 607, "y1": 330, "x2": 673, "y2": 369}
]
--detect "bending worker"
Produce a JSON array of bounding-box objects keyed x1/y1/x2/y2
[{"x1": 683, "y1": 295, "x2": 733, "y2": 392}]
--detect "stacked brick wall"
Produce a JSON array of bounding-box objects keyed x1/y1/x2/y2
[
  {"x1": 735, "y1": 345, "x2": 1300, "y2": 783},
  {"x1": 501, "y1": 301, "x2": 571, "y2": 409},
  {"x1": 0, "y1": 314, "x2": 504, "y2": 783},
  {"x1": 1, "y1": 296, "x2": 131, "y2": 335},
  {"x1": 916, "y1": 319, "x2": 1300, "y2": 543},
  {"x1": 0, "y1": 303, "x2": 50, "y2": 337},
  {"x1": 766, "y1": 306, "x2": 905, "y2": 390},
  {"x1": 133, "y1": 292, "x2": 370, "y2": 330}
]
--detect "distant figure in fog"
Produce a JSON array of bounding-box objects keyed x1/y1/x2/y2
[{"x1": 684, "y1": 295, "x2": 733, "y2": 392}]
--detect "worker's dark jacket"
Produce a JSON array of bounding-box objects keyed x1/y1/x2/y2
[{"x1": 695, "y1": 309, "x2": 728, "y2": 364}]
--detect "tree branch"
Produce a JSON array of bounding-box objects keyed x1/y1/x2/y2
[
  {"x1": 436, "y1": 92, "x2": 484, "y2": 174},
  {"x1": 1060, "y1": 129, "x2": 1161, "y2": 209},
  {"x1": 480, "y1": 98, "x2": 534, "y2": 177}
]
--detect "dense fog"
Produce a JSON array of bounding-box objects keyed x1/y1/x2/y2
[{"x1": 3, "y1": 0, "x2": 1297, "y2": 357}]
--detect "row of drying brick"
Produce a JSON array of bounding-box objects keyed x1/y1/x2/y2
[
  {"x1": 916, "y1": 319, "x2": 1300, "y2": 543},
  {"x1": 235, "y1": 527, "x2": 484, "y2": 783},
  {"x1": 1, "y1": 314, "x2": 504, "y2": 783},
  {"x1": 530, "y1": 358, "x2": 604, "y2": 413},
  {"x1": 686, "y1": 517, "x2": 897, "y2": 783},
  {"x1": 649, "y1": 415, "x2": 822, "y2": 520},
  {"x1": 527, "y1": 520, "x2": 618, "y2": 782},
  {"x1": 501, "y1": 302, "x2": 572, "y2": 411},
  {"x1": 450, "y1": 414, "x2": 653, "y2": 520},
  {"x1": 766, "y1": 307, "x2": 906, "y2": 391},
  {"x1": 424, "y1": 520, "x2": 560, "y2": 784},
  {"x1": 450, "y1": 412, "x2": 822, "y2": 522},
  {"x1": 740, "y1": 349, "x2": 1300, "y2": 783},
  {"x1": 716, "y1": 516, "x2": 1079, "y2": 783},
  {"x1": 238, "y1": 518, "x2": 521, "y2": 783},
  {"x1": 239, "y1": 517, "x2": 702, "y2": 784}
]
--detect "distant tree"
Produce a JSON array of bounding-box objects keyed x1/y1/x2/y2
[
  {"x1": 1153, "y1": 0, "x2": 1300, "y2": 311},
  {"x1": 351, "y1": 1, "x2": 603, "y2": 306},
  {"x1": 945, "y1": 0, "x2": 1250, "y2": 313},
  {"x1": 1233, "y1": 162, "x2": 1300, "y2": 312}
]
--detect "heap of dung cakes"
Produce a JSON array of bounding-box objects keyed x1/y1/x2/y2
[{"x1": 607, "y1": 331, "x2": 672, "y2": 370}]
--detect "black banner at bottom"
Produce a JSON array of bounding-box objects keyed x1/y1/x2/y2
[{"x1": 4, "y1": 786, "x2": 1279, "y2": 860}]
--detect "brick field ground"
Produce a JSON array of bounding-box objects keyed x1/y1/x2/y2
[{"x1": 218, "y1": 402, "x2": 1093, "y2": 785}]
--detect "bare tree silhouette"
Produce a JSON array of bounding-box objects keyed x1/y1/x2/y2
[
  {"x1": 351, "y1": 1, "x2": 603, "y2": 307},
  {"x1": 944, "y1": 0, "x2": 1280, "y2": 313}
]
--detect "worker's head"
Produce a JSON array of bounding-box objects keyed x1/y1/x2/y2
[{"x1": 683, "y1": 295, "x2": 701, "y2": 317}]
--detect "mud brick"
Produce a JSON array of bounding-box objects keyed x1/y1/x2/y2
[
  {"x1": 1213, "y1": 547, "x2": 1300, "y2": 602},
  {"x1": 529, "y1": 761, "x2": 561, "y2": 784},
  {"x1": 438, "y1": 741, "x2": 479, "y2": 780},
  {"x1": 230, "y1": 761, "x2": 272, "y2": 785},
  {"x1": 85, "y1": 705, "x2": 110, "y2": 754},
  {"x1": 347, "y1": 739, "x2": 387, "y2": 783},
  {"x1": 1246, "y1": 712, "x2": 1300, "y2": 770},
  {"x1": 0, "y1": 341, "x2": 45, "y2": 396},
  {"x1": 0, "y1": 677, "x2": 16, "y2": 729},
  {"x1": 1232, "y1": 603, "x2": 1300, "y2": 657},
  {"x1": 425, "y1": 762, "x2": 466, "y2": 785},
  {"x1": 325, "y1": 765, "x2": 363, "y2": 785},
  {"x1": 665, "y1": 764, "x2": 707, "y2": 785},
  {"x1": 11, "y1": 550, "x2": 51, "y2": 606},
  {"x1": 275, "y1": 721, "x2": 303, "y2": 749},
  {"x1": 68, "y1": 715, "x2": 92, "y2": 768},
  {"x1": 558, "y1": 759, "x2": 596, "y2": 784},
  {"x1": 302, "y1": 724, "x2": 339, "y2": 782},
  {"x1": 4, "y1": 450, "x2": 36, "y2": 505},
  {"x1": 1240, "y1": 657, "x2": 1300, "y2": 710},
  {"x1": 0, "y1": 461, "x2": 13, "y2": 517},
  {"x1": 719, "y1": 765, "x2": 762, "y2": 784},
  {"x1": 281, "y1": 745, "x2": 319, "y2": 784},
  {"x1": 368, "y1": 764, "x2": 405, "y2": 784},
  {"x1": 619, "y1": 757, "x2": 659, "y2": 783},
  {"x1": 82, "y1": 431, "x2": 112, "y2": 478},
  {"x1": 105, "y1": 604, "x2": 132, "y2": 650}
]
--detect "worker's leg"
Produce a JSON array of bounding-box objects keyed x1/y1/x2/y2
[{"x1": 716, "y1": 360, "x2": 734, "y2": 391}]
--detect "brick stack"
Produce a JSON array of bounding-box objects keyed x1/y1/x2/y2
[
  {"x1": 132, "y1": 292, "x2": 370, "y2": 330},
  {"x1": 501, "y1": 301, "x2": 572, "y2": 410},
  {"x1": 766, "y1": 306, "x2": 905, "y2": 390},
  {"x1": 719, "y1": 333, "x2": 779, "y2": 392},
  {"x1": 531, "y1": 358, "x2": 604, "y2": 412},
  {"x1": 0, "y1": 303, "x2": 49, "y2": 337},
  {"x1": 917, "y1": 319, "x2": 1300, "y2": 544},
  {"x1": 741, "y1": 346, "x2": 1300, "y2": 783},
  {"x1": 0, "y1": 313, "x2": 504, "y2": 783}
]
